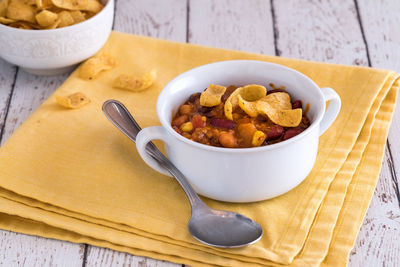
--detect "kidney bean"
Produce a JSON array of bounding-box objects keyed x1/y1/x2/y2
[
  {"x1": 219, "y1": 132, "x2": 237, "y2": 148},
  {"x1": 292, "y1": 100, "x2": 302, "y2": 109},
  {"x1": 172, "y1": 115, "x2": 188, "y2": 127},
  {"x1": 192, "y1": 114, "x2": 206, "y2": 128},
  {"x1": 210, "y1": 118, "x2": 236, "y2": 129},
  {"x1": 283, "y1": 128, "x2": 304, "y2": 140},
  {"x1": 188, "y1": 93, "x2": 201, "y2": 103},
  {"x1": 267, "y1": 89, "x2": 286, "y2": 95},
  {"x1": 265, "y1": 125, "x2": 284, "y2": 140},
  {"x1": 198, "y1": 106, "x2": 213, "y2": 114}
]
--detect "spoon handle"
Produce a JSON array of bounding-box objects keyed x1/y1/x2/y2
[{"x1": 102, "y1": 100, "x2": 206, "y2": 208}]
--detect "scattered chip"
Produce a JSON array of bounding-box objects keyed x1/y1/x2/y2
[
  {"x1": 200, "y1": 84, "x2": 226, "y2": 107},
  {"x1": 0, "y1": 0, "x2": 103, "y2": 29},
  {"x1": 56, "y1": 92, "x2": 90, "y2": 109},
  {"x1": 6, "y1": 0, "x2": 36, "y2": 23},
  {"x1": 79, "y1": 54, "x2": 116, "y2": 80},
  {"x1": 224, "y1": 84, "x2": 266, "y2": 120},
  {"x1": 113, "y1": 69, "x2": 157, "y2": 92},
  {"x1": 35, "y1": 9, "x2": 58, "y2": 27}
]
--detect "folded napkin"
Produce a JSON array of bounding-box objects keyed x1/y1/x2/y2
[{"x1": 0, "y1": 31, "x2": 398, "y2": 267}]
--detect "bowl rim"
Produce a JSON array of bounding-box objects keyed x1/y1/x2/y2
[
  {"x1": 0, "y1": 0, "x2": 113, "y2": 33},
  {"x1": 157, "y1": 60, "x2": 326, "y2": 153}
]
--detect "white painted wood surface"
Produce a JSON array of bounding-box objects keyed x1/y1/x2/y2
[{"x1": 0, "y1": 0, "x2": 399, "y2": 266}]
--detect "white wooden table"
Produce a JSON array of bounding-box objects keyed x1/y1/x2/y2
[{"x1": 0, "y1": 0, "x2": 399, "y2": 266}]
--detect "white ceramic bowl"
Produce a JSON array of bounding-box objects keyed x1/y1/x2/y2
[
  {"x1": 136, "y1": 60, "x2": 341, "y2": 202},
  {"x1": 0, "y1": 0, "x2": 113, "y2": 75}
]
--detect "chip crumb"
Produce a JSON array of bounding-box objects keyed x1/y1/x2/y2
[{"x1": 56, "y1": 92, "x2": 90, "y2": 109}]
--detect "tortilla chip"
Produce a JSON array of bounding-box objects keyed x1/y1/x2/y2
[
  {"x1": 51, "y1": 0, "x2": 88, "y2": 10},
  {"x1": 0, "y1": 0, "x2": 8, "y2": 17},
  {"x1": 113, "y1": 69, "x2": 157, "y2": 92},
  {"x1": 200, "y1": 84, "x2": 226, "y2": 107},
  {"x1": 85, "y1": 0, "x2": 101, "y2": 13},
  {"x1": 237, "y1": 94, "x2": 258, "y2": 117},
  {"x1": 6, "y1": 0, "x2": 36, "y2": 23},
  {"x1": 259, "y1": 92, "x2": 292, "y2": 110},
  {"x1": 57, "y1": 10, "x2": 74, "y2": 27},
  {"x1": 79, "y1": 54, "x2": 116, "y2": 80},
  {"x1": 257, "y1": 101, "x2": 302, "y2": 127},
  {"x1": 224, "y1": 84, "x2": 266, "y2": 120},
  {"x1": 0, "y1": 16, "x2": 15, "y2": 24},
  {"x1": 56, "y1": 92, "x2": 90, "y2": 109},
  {"x1": 35, "y1": 9, "x2": 58, "y2": 27},
  {"x1": 69, "y1": 9, "x2": 84, "y2": 23}
]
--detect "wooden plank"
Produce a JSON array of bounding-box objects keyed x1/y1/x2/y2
[
  {"x1": 85, "y1": 246, "x2": 180, "y2": 267},
  {"x1": 272, "y1": 0, "x2": 400, "y2": 266},
  {"x1": 85, "y1": 0, "x2": 187, "y2": 265},
  {"x1": 1, "y1": 71, "x2": 70, "y2": 144},
  {"x1": 348, "y1": 149, "x2": 400, "y2": 267},
  {"x1": 356, "y1": 0, "x2": 400, "y2": 185},
  {"x1": 0, "y1": 60, "x2": 17, "y2": 134},
  {"x1": 272, "y1": 0, "x2": 368, "y2": 64},
  {"x1": 348, "y1": 0, "x2": 400, "y2": 265},
  {"x1": 0, "y1": 231, "x2": 85, "y2": 267},
  {"x1": 188, "y1": 0, "x2": 275, "y2": 55},
  {"x1": 113, "y1": 0, "x2": 187, "y2": 42}
]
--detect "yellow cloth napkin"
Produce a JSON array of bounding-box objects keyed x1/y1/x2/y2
[{"x1": 0, "y1": 31, "x2": 398, "y2": 267}]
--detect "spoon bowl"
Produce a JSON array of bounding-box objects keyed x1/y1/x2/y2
[{"x1": 102, "y1": 99, "x2": 263, "y2": 248}]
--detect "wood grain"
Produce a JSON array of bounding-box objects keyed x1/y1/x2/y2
[
  {"x1": 0, "y1": 231, "x2": 84, "y2": 267},
  {"x1": 85, "y1": 247, "x2": 180, "y2": 267},
  {"x1": 1, "y1": 71, "x2": 70, "y2": 144},
  {"x1": 348, "y1": 149, "x2": 400, "y2": 267},
  {"x1": 272, "y1": 0, "x2": 400, "y2": 266},
  {"x1": 273, "y1": 0, "x2": 368, "y2": 65},
  {"x1": 113, "y1": 0, "x2": 187, "y2": 42},
  {"x1": 0, "y1": 60, "x2": 17, "y2": 136},
  {"x1": 188, "y1": 0, "x2": 275, "y2": 54},
  {"x1": 356, "y1": 0, "x2": 400, "y2": 187},
  {"x1": 349, "y1": 0, "x2": 400, "y2": 265}
]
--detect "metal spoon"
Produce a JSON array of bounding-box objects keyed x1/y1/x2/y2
[{"x1": 102, "y1": 99, "x2": 263, "y2": 248}]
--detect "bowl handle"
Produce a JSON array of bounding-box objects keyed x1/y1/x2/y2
[
  {"x1": 319, "y1": 87, "x2": 341, "y2": 136},
  {"x1": 136, "y1": 126, "x2": 173, "y2": 177}
]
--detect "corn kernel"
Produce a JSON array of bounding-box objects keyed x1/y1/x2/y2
[
  {"x1": 252, "y1": 130, "x2": 266, "y2": 147},
  {"x1": 201, "y1": 116, "x2": 207, "y2": 122},
  {"x1": 181, "y1": 122, "x2": 193, "y2": 132}
]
